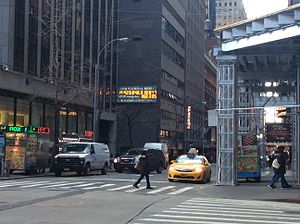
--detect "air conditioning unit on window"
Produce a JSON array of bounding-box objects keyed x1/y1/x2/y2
[{"x1": 0, "y1": 64, "x2": 9, "y2": 71}]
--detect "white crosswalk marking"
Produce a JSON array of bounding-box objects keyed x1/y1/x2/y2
[
  {"x1": 147, "y1": 186, "x2": 175, "y2": 194},
  {"x1": 167, "y1": 187, "x2": 194, "y2": 195},
  {"x1": 83, "y1": 183, "x2": 115, "y2": 190},
  {"x1": 38, "y1": 182, "x2": 85, "y2": 189},
  {"x1": 61, "y1": 182, "x2": 102, "y2": 189},
  {"x1": 125, "y1": 186, "x2": 158, "y2": 193},
  {"x1": 18, "y1": 181, "x2": 52, "y2": 188},
  {"x1": 107, "y1": 184, "x2": 133, "y2": 191},
  {"x1": 137, "y1": 197, "x2": 300, "y2": 224},
  {"x1": 0, "y1": 181, "x2": 44, "y2": 188}
]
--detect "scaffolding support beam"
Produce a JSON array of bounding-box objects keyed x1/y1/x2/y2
[{"x1": 216, "y1": 55, "x2": 238, "y2": 186}]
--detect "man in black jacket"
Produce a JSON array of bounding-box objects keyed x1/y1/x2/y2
[
  {"x1": 133, "y1": 150, "x2": 153, "y2": 189},
  {"x1": 268, "y1": 146, "x2": 292, "y2": 189}
]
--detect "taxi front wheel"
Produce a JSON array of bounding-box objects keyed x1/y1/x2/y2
[{"x1": 168, "y1": 178, "x2": 174, "y2": 182}]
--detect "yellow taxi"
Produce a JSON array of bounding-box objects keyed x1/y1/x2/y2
[{"x1": 168, "y1": 154, "x2": 211, "y2": 183}]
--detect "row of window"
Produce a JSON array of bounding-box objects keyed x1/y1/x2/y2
[
  {"x1": 161, "y1": 41, "x2": 185, "y2": 68},
  {"x1": 0, "y1": 95, "x2": 93, "y2": 141},
  {"x1": 161, "y1": 90, "x2": 184, "y2": 105},
  {"x1": 162, "y1": 70, "x2": 184, "y2": 89},
  {"x1": 218, "y1": 2, "x2": 237, "y2": 7},
  {"x1": 161, "y1": 17, "x2": 185, "y2": 49},
  {"x1": 161, "y1": 109, "x2": 184, "y2": 123}
]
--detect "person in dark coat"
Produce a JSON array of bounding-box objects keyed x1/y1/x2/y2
[
  {"x1": 133, "y1": 150, "x2": 153, "y2": 189},
  {"x1": 268, "y1": 146, "x2": 292, "y2": 189}
]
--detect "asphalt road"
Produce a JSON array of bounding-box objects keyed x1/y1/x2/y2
[{"x1": 1, "y1": 167, "x2": 300, "y2": 224}]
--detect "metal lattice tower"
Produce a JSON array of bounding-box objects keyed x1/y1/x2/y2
[{"x1": 216, "y1": 56, "x2": 237, "y2": 186}]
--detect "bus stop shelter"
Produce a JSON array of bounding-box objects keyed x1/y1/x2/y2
[{"x1": 214, "y1": 4, "x2": 300, "y2": 185}]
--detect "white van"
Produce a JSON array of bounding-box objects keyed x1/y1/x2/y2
[
  {"x1": 143, "y1": 142, "x2": 169, "y2": 168},
  {"x1": 54, "y1": 142, "x2": 110, "y2": 176}
]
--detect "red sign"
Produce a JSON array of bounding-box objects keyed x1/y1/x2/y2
[
  {"x1": 38, "y1": 127, "x2": 50, "y2": 134},
  {"x1": 85, "y1": 131, "x2": 94, "y2": 138}
]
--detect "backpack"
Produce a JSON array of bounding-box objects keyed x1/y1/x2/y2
[{"x1": 272, "y1": 158, "x2": 280, "y2": 169}]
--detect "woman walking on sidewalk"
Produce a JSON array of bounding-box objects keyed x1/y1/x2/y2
[{"x1": 268, "y1": 146, "x2": 292, "y2": 189}]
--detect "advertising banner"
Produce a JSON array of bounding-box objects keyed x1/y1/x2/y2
[{"x1": 117, "y1": 86, "x2": 157, "y2": 103}]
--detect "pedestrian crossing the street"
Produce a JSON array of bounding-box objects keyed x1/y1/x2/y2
[
  {"x1": 0, "y1": 180, "x2": 195, "y2": 195},
  {"x1": 132, "y1": 197, "x2": 300, "y2": 224}
]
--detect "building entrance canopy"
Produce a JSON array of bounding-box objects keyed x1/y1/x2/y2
[{"x1": 214, "y1": 4, "x2": 300, "y2": 185}]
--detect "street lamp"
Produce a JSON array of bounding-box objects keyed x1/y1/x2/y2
[{"x1": 93, "y1": 37, "x2": 128, "y2": 142}]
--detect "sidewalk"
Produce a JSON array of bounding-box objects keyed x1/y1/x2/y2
[
  {"x1": 0, "y1": 169, "x2": 52, "y2": 180},
  {"x1": 200, "y1": 169, "x2": 300, "y2": 204}
]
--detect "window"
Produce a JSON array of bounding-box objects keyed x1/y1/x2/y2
[
  {"x1": 161, "y1": 41, "x2": 185, "y2": 68},
  {"x1": 161, "y1": 17, "x2": 185, "y2": 49},
  {"x1": 0, "y1": 96, "x2": 14, "y2": 126},
  {"x1": 45, "y1": 104, "x2": 55, "y2": 141},
  {"x1": 78, "y1": 111, "x2": 86, "y2": 135},
  {"x1": 67, "y1": 109, "x2": 77, "y2": 133},
  {"x1": 31, "y1": 102, "x2": 43, "y2": 127},
  {"x1": 16, "y1": 99, "x2": 30, "y2": 126}
]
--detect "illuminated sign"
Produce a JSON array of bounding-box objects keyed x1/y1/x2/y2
[
  {"x1": 0, "y1": 126, "x2": 50, "y2": 134},
  {"x1": 187, "y1": 106, "x2": 192, "y2": 129},
  {"x1": 117, "y1": 86, "x2": 157, "y2": 103},
  {"x1": 85, "y1": 130, "x2": 94, "y2": 138}
]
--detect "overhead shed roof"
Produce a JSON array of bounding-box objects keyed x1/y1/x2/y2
[{"x1": 215, "y1": 3, "x2": 300, "y2": 52}]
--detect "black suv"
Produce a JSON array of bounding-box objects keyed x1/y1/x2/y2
[{"x1": 114, "y1": 148, "x2": 165, "y2": 173}]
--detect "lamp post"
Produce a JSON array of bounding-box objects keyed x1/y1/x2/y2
[{"x1": 93, "y1": 37, "x2": 128, "y2": 142}]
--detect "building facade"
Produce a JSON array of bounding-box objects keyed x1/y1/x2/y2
[
  {"x1": 215, "y1": 0, "x2": 246, "y2": 28},
  {"x1": 0, "y1": 0, "x2": 119, "y2": 154},
  {"x1": 118, "y1": 0, "x2": 206, "y2": 156}
]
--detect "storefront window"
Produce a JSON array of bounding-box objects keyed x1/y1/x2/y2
[
  {"x1": 45, "y1": 104, "x2": 55, "y2": 141},
  {"x1": 59, "y1": 107, "x2": 67, "y2": 134},
  {"x1": 16, "y1": 99, "x2": 30, "y2": 126},
  {"x1": 68, "y1": 109, "x2": 77, "y2": 133},
  {"x1": 87, "y1": 112, "x2": 93, "y2": 131},
  {"x1": 31, "y1": 102, "x2": 43, "y2": 127},
  {"x1": 0, "y1": 96, "x2": 14, "y2": 125},
  {"x1": 78, "y1": 111, "x2": 86, "y2": 135}
]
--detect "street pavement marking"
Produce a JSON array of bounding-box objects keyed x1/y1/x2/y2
[
  {"x1": 83, "y1": 183, "x2": 115, "y2": 190},
  {"x1": 61, "y1": 182, "x2": 103, "y2": 189},
  {"x1": 0, "y1": 181, "x2": 34, "y2": 188},
  {"x1": 18, "y1": 181, "x2": 53, "y2": 188},
  {"x1": 140, "y1": 218, "x2": 220, "y2": 224},
  {"x1": 147, "y1": 186, "x2": 175, "y2": 195},
  {"x1": 125, "y1": 186, "x2": 158, "y2": 193},
  {"x1": 0, "y1": 181, "x2": 45, "y2": 188},
  {"x1": 107, "y1": 184, "x2": 133, "y2": 191},
  {"x1": 162, "y1": 210, "x2": 300, "y2": 221},
  {"x1": 39, "y1": 182, "x2": 85, "y2": 189},
  {"x1": 167, "y1": 187, "x2": 194, "y2": 195},
  {"x1": 152, "y1": 214, "x2": 299, "y2": 224}
]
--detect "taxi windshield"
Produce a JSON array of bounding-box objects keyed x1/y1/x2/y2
[{"x1": 176, "y1": 155, "x2": 204, "y2": 164}]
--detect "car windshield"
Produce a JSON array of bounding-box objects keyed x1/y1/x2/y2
[
  {"x1": 176, "y1": 155, "x2": 204, "y2": 164},
  {"x1": 125, "y1": 149, "x2": 143, "y2": 155},
  {"x1": 63, "y1": 144, "x2": 88, "y2": 154}
]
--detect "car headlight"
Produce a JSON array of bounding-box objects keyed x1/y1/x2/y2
[
  {"x1": 195, "y1": 167, "x2": 202, "y2": 173},
  {"x1": 114, "y1": 157, "x2": 120, "y2": 163},
  {"x1": 80, "y1": 158, "x2": 85, "y2": 164},
  {"x1": 169, "y1": 166, "x2": 175, "y2": 171}
]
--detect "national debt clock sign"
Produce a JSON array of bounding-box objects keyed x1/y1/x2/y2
[
  {"x1": 265, "y1": 123, "x2": 292, "y2": 143},
  {"x1": 117, "y1": 86, "x2": 157, "y2": 103}
]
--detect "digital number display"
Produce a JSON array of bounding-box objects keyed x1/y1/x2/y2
[{"x1": 117, "y1": 86, "x2": 157, "y2": 103}]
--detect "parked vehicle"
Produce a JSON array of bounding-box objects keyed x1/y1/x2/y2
[
  {"x1": 143, "y1": 142, "x2": 169, "y2": 168},
  {"x1": 114, "y1": 148, "x2": 165, "y2": 173},
  {"x1": 54, "y1": 142, "x2": 110, "y2": 177},
  {"x1": 168, "y1": 154, "x2": 211, "y2": 183}
]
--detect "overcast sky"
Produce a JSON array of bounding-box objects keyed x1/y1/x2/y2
[{"x1": 243, "y1": 0, "x2": 288, "y2": 18}]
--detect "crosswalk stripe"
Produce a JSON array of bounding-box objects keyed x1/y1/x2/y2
[
  {"x1": 125, "y1": 186, "x2": 158, "y2": 193},
  {"x1": 83, "y1": 183, "x2": 115, "y2": 190},
  {"x1": 107, "y1": 184, "x2": 133, "y2": 191},
  {"x1": 162, "y1": 210, "x2": 300, "y2": 221},
  {"x1": 177, "y1": 204, "x2": 282, "y2": 213},
  {"x1": 167, "y1": 187, "x2": 194, "y2": 195},
  {"x1": 169, "y1": 207, "x2": 299, "y2": 217},
  {"x1": 39, "y1": 182, "x2": 85, "y2": 189},
  {"x1": 147, "y1": 186, "x2": 175, "y2": 194},
  {"x1": 152, "y1": 214, "x2": 298, "y2": 224},
  {"x1": 61, "y1": 182, "x2": 102, "y2": 189},
  {"x1": 18, "y1": 181, "x2": 52, "y2": 188},
  {"x1": 140, "y1": 218, "x2": 219, "y2": 224},
  {"x1": 0, "y1": 181, "x2": 44, "y2": 188}
]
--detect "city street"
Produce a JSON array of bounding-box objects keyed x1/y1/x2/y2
[{"x1": 1, "y1": 167, "x2": 300, "y2": 224}]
